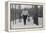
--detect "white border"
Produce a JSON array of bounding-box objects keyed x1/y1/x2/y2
[{"x1": 8, "y1": 1, "x2": 45, "y2": 32}]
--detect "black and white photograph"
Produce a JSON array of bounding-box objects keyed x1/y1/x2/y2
[{"x1": 8, "y1": 2, "x2": 44, "y2": 30}]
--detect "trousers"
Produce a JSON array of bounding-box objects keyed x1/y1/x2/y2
[{"x1": 23, "y1": 15, "x2": 27, "y2": 25}]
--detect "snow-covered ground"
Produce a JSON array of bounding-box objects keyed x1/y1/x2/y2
[{"x1": 10, "y1": 17, "x2": 43, "y2": 29}]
